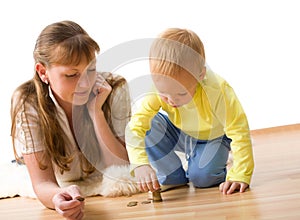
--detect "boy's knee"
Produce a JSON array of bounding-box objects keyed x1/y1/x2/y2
[
  {"x1": 188, "y1": 169, "x2": 225, "y2": 188},
  {"x1": 146, "y1": 114, "x2": 168, "y2": 144},
  {"x1": 151, "y1": 113, "x2": 168, "y2": 129}
]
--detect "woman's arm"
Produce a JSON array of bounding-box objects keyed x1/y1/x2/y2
[
  {"x1": 87, "y1": 76, "x2": 129, "y2": 165},
  {"x1": 93, "y1": 111, "x2": 129, "y2": 162},
  {"x1": 23, "y1": 152, "x2": 60, "y2": 208},
  {"x1": 23, "y1": 152, "x2": 84, "y2": 219}
]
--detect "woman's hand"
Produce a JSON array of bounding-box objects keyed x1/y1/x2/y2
[
  {"x1": 134, "y1": 165, "x2": 160, "y2": 192},
  {"x1": 219, "y1": 181, "x2": 249, "y2": 195},
  {"x1": 87, "y1": 75, "x2": 112, "y2": 117},
  {"x1": 52, "y1": 185, "x2": 85, "y2": 220}
]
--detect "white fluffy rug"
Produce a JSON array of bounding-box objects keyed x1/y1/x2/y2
[
  {"x1": 0, "y1": 162, "x2": 36, "y2": 199},
  {"x1": 0, "y1": 163, "x2": 141, "y2": 199},
  {"x1": 0, "y1": 151, "x2": 232, "y2": 199}
]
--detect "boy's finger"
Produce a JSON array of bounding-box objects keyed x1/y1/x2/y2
[
  {"x1": 219, "y1": 182, "x2": 224, "y2": 192},
  {"x1": 240, "y1": 183, "x2": 249, "y2": 193},
  {"x1": 227, "y1": 182, "x2": 239, "y2": 194}
]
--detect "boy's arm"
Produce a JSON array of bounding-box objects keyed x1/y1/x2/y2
[
  {"x1": 125, "y1": 94, "x2": 161, "y2": 173},
  {"x1": 221, "y1": 83, "x2": 254, "y2": 185},
  {"x1": 125, "y1": 94, "x2": 162, "y2": 192}
]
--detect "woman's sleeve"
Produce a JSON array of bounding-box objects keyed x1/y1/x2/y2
[{"x1": 13, "y1": 102, "x2": 44, "y2": 156}]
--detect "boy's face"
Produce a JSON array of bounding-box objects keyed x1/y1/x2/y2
[{"x1": 152, "y1": 70, "x2": 199, "y2": 108}]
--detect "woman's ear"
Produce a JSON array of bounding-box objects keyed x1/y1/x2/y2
[{"x1": 35, "y1": 63, "x2": 48, "y2": 84}]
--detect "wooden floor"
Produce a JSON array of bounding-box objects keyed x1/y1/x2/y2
[{"x1": 1, "y1": 124, "x2": 300, "y2": 220}]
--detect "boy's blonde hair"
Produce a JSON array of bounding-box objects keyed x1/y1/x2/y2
[{"x1": 149, "y1": 28, "x2": 206, "y2": 78}]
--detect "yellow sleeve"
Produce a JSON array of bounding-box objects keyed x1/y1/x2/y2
[
  {"x1": 125, "y1": 94, "x2": 161, "y2": 172},
  {"x1": 221, "y1": 83, "x2": 254, "y2": 185}
]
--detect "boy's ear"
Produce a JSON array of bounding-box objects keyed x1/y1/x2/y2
[
  {"x1": 198, "y1": 67, "x2": 206, "y2": 81},
  {"x1": 35, "y1": 63, "x2": 48, "y2": 84}
]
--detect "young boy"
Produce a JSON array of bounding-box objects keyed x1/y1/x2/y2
[{"x1": 125, "y1": 28, "x2": 254, "y2": 195}]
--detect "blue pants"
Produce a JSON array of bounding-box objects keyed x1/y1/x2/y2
[{"x1": 145, "y1": 112, "x2": 231, "y2": 188}]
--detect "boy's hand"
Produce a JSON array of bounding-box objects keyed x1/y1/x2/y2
[
  {"x1": 219, "y1": 181, "x2": 249, "y2": 195},
  {"x1": 134, "y1": 165, "x2": 160, "y2": 192}
]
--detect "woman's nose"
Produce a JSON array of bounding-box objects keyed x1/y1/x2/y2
[{"x1": 78, "y1": 74, "x2": 90, "y2": 87}]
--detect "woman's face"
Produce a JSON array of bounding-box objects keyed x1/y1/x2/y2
[{"x1": 46, "y1": 60, "x2": 97, "y2": 106}]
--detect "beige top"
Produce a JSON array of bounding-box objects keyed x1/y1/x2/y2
[{"x1": 14, "y1": 73, "x2": 131, "y2": 183}]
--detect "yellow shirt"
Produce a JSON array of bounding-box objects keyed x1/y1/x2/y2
[{"x1": 126, "y1": 69, "x2": 254, "y2": 184}]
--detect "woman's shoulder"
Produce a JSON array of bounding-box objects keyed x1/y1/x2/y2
[
  {"x1": 12, "y1": 80, "x2": 35, "y2": 99},
  {"x1": 98, "y1": 72, "x2": 128, "y2": 93},
  {"x1": 11, "y1": 80, "x2": 37, "y2": 111}
]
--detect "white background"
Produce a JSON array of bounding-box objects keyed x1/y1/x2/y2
[{"x1": 0, "y1": 0, "x2": 299, "y2": 162}]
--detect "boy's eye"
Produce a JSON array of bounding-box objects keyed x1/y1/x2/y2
[
  {"x1": 178, "y1": 93, "x2": 187, "y2": 96},
  {"x1": 158, "y1": 93, "x2": 167, "y2": 97}
]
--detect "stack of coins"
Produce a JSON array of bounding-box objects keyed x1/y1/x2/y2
[{"x1": 152, "y1": 189, "x2": 163, "y2": 202}]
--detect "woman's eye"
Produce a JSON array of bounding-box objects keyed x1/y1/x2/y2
[
  {"x1": 178, "y1": 93, "x2": 187, "y2": 96},
  {"x1": 66, "y1": 73, "x2": 79, "y2": 78},
  {"x1": 87, "y1": 68, "x2": 96, "y2": 74}
]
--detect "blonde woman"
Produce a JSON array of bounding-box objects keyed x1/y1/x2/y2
[{"x1": 11, "y1": 20, "x2": 132, "y2": 220}]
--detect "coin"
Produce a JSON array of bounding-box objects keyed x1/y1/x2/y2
[
  {"x1": 75, "y1": 196, "x2": 85, "y2": 202},
  {"x1": 141, "y1": 200, "x2": 151, "y2": 204},
  {"x1": 152, "y1": 190, "x2": 163, "y2": 202},
  {"x1": 127, "y1": 201, "x2": 138, "y2": 207}
]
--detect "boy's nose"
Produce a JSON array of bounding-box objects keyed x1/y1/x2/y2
[{"x1": 167, "y1": 96, "x2": 177, "y2": 105}]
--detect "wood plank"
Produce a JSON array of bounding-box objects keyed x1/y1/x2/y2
[{"x1": 1, "y1": 124, "x2": 300, "y2": 219}]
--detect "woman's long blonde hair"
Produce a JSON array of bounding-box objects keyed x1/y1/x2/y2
[{"x1": 11, "y1": 20, "x2": 127, "y2": 174}]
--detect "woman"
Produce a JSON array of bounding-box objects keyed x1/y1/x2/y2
[{"x1": 10, "y1": 20, "x2": 134, "y2": 220}]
